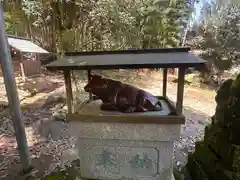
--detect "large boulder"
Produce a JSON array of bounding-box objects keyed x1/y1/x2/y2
[{"x1": 212, "y1": 73, "x2": 240, "y2": 143}]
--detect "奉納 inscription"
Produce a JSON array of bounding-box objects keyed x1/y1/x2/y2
[
  {"x1": 96, "y1": 149, "x2": 118, "y2": 168},
  {"x1": 85, "y1": 146, "x2": 159, "y2": 177},
  {"x1": 129, "y1": 153, "x2": 154, "y2": 169}
]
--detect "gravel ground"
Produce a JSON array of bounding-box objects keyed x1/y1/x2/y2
[{"x1": 0, "y1": 71, "x2": 216, "y2": 179}]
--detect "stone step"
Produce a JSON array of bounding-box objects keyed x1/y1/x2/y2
[{"x1": 204, "y1": 125, "x2": 240, "y2": 172}]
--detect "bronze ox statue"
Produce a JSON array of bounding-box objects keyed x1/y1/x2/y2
[{"x1": 84, "y1": 74, "x2": 162, "y2": 113}]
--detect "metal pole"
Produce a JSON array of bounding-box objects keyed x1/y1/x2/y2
[{"x1": 0, "y1": 5, "x2": 31, "y2": 172}]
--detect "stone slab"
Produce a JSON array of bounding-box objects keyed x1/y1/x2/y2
[
  {"x1": 78, "y1": 99, "x2": 172, "y2": 116},
  {"x1": 68, "y1": 98, "x2": 185, "y2": 124},
  {"x1": 69, "y1": 122, "x2": 181, "y2": 142},
  {"x1": 77, "y1": 138, "x2": 175, "y2": 180}
]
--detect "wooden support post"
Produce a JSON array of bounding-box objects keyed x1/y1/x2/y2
[
  {"x1": 176, "y1": 67, "x2": 185, "y2": 114},
  {"x1": 0, "y1": 5, "x2": 31, "y2": 173},
  {"x1": 64, "y1": 70, "x2": 73, "y2": 114},
  {"x1": 87, "y1": 69, "x2": 92, "y2": 100},
  {"x1": 20, "y1": 54, "x2": 26, "y2": 81},
  {"x1": 162, "y1": 68, "x2": 168, "y2": 97}
]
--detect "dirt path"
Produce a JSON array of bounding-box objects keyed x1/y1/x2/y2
[{"x1": 0, "y1": 71, "x2": 216, "y2": 179}]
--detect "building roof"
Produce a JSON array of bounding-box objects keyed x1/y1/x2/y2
[
  {"x1": 190, "y1": 49, "x2": 204, "y2": 56},
  {"x1": 45, "y1": 48, "x2": 206, "y2": 71},
  {"x1": 7, "y1": 35, "x2": 49, "y2": 54}
]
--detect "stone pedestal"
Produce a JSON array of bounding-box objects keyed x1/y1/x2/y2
[{"x1": 68, "y1": 98, "x2": 184, "y2": 180}]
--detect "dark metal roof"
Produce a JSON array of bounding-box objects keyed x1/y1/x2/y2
[{"x1": 45, "y1": 48, "x2": 206, "y2": 71}]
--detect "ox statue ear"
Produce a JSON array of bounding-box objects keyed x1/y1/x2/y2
[{"x1": 89, "y1": 74, "x2": 93, "y2": 80}]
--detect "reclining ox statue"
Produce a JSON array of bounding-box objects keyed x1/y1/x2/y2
[{"x1": 84, "y1": 75, "x2": 162, "y2": 113}]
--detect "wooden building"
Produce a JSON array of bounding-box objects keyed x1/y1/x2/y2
[{"x1": 0, "y1": 35, "x2": 49, "y2": 78}]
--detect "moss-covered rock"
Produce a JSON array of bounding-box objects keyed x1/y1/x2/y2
[
  {"x1": 186, "y1": 74, "x2": 240, "y2": 180},
  {"x1": 211, "y1": 74, "x2": 240, "y2": 144},
  {"x1": 229, "y1": 73, "x2": 240, "y2": 96},
  {"x1": 213, "y1": 78, "x2": 234, "y2": 125},
  {"x1": 224, "y1": 74, "x2": 240, "y2": 144},
  {"x1": 188, "y1": 146, "x2": 240, "y2": 180},
  {"x1": 193, "y1": 142, "x2": 221, "y2": 176},
  {"x1": 187, "y1": 154, "x2": 211, "y2": 180}
]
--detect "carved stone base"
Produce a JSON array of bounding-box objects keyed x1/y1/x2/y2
[
  {"x1": 78, "y1": 139, "x2": 175, "y2": 180},
  {"x1": 69, "y1": 121, "x2": 181, "y2": 180},
  {"x1": 67, "y1": 98, "x2": 183, "y2": 180}
]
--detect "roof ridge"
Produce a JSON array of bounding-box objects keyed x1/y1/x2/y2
[{"x1": 7, "y1": 34, "x2": 31, "y2": 41}]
